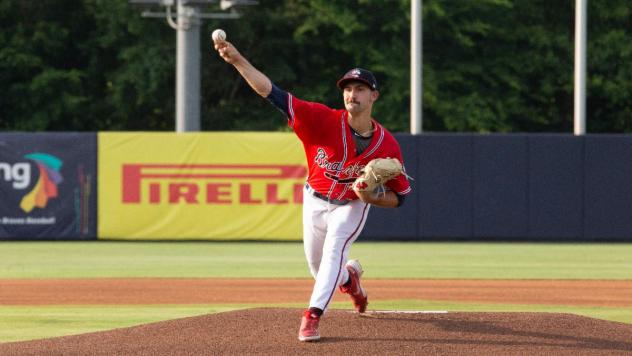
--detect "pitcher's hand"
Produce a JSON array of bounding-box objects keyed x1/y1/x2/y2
[{"x1": 214, "y1": 40, "x2": 242, "y2": 65}]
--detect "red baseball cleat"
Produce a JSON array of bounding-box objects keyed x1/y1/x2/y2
[
  {"x1": 339, "y1": 259, "x2": 368, "y2": 313},
  {"x1": 298, "y1": 310, "x2": 320, "y2": 342}
]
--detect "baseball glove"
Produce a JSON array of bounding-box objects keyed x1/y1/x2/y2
[{"x1": 352, "y1": 158, "x2": 404, "y2": 194}]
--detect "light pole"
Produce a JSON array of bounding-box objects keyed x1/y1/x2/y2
[
  {"x1": 574, "y1": 0, "x2": 587, "y2": 135},
  {"x1": 410, "y1": 0, "x2": 423, "y2": 134},
  {"x1": 174, "y1": 1, "x2": 201, "y2": 132}
]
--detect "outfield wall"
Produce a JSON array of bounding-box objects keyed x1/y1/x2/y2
[
  {"x1": 363, "y1": 133, "x2": 632, "y2": 241},
  {"x1": 1, "y1": 132, "x2": 631, "y2": 241}
]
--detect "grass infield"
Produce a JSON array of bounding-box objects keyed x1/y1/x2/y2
[
  {"x1": 1, "y1": 241, "x2": 631, "y2": 279},
  {"x1": 1, "y1": 241, "x2": 631, "y2": 342}
]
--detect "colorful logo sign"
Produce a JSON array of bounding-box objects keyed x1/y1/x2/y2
[{"x1": 19, "y1": 153, "x2": 64, "y2": 213}]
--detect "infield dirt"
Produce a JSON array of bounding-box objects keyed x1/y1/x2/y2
[
  {"x1": 2, "y1": 278, "x2": 632, "y2": 355},
  {"x1": 2, "y1": 278, "x2": 632, "y2": 306}
]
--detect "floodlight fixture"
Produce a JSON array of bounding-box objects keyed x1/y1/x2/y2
[{"x1": 220, "y1": 0, "x2": 259, "y2": 11}]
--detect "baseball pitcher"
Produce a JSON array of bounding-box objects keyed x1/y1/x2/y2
[{"x1": 212, "y1": 31, "x2": 411, "y2": 342}]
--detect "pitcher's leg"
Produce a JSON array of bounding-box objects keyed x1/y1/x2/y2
[
  {"x1": 302, "y1": 189, "x2": 328, "y2": 279},
  {"x1": 308, "y1": 201, "x2": 370, "y2": 311}
]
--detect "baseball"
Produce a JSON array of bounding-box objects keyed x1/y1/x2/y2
[{"x1": 212, "y1": 29, "x2": 226, "y2": 43}]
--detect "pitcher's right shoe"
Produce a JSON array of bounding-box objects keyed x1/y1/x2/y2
[
  {"x1": 298, "y1": 310, "x2": 320, "y2": 342},
  {"x1": 339, "y1": 259, "x2": 368, "y2": 313}
]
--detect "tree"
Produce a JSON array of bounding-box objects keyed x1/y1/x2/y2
[
  {"x1": 0, "y1": 0, "x2": 174, "y2": 131},
  {"x1": 1, "y1": 0, "x2": 631, "y2": 133}
]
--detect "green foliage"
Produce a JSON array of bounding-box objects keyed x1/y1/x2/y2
[
  {"x1": 0, "y1": 0, "x2": 174, "y2": 131},
  {"x1": 585, "y1": 0, "x2": 632, "y2": 132},
  {"x1": 1, "y1": 0, "x2": 631, "y2": 132}
]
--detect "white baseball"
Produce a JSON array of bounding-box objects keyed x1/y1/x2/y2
[{"x1": 212, "y1": 29, "x2": 226, "y2": 42}]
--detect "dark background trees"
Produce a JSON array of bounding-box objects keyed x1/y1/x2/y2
[{"x1": 1, "y1": 0, "x2": 630, "y2": 133}]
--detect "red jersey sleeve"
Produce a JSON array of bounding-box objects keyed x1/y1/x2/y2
[
  {"x1": 387, "y1": 168, "x2": 412, "y2": 196},
  {"x1": 286, "y1": 94, "x2": 337, "y2": 142}
]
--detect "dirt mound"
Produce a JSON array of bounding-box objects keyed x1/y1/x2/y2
[{"x1": 1, "y1": 308, "x2": 631, "y2": 355}]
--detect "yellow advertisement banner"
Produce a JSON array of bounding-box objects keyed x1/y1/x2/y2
[{"x1": 98, "y1": 132, "x2": 305, "y2": 240}]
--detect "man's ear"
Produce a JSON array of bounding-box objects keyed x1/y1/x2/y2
[{"x1": 371, "y1": 90, "x2": 380, "y2": 102}]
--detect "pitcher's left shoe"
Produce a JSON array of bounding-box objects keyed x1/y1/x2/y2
[{"x1": 298, "y1": 309, "x2": 320, "y2": 342}]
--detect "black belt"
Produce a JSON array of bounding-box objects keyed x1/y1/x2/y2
[{"x1": 305, "y1": 183, "x2": 349, "y2": 205}]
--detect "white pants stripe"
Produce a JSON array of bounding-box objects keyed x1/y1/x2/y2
[{"x1": 302, "y1": 186, "x2": 370, "y2": 312}]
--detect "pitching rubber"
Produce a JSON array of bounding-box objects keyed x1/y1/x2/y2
[{"x1": 357, "y1": 310, "x2": 448, "y2": 318}]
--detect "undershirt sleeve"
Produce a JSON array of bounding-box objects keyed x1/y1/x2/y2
[
  {"x1": 265, "y1": 83, "x2": 290, "y2": 118},
  {"x1": 396, "y1": 193, "x2": 406, "y2": 207}
]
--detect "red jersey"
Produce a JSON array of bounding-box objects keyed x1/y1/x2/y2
[{"x1": 287, "y1": 94, "x2": 412, "y2": 201}]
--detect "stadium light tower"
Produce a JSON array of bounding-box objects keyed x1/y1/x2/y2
[
  {"x1": 574, "y1": 0, "x2": 587, "y2": 135},
  {"x1": 129, "y1": 0, "x2": 257, "y2": 132},
  {"x1": 410, "y1": 0, "x2": 422, "y2": 134}
]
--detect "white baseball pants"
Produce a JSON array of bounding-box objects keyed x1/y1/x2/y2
[{"x1": 302, "y1": 186, "x2": 370, "y2": 312}]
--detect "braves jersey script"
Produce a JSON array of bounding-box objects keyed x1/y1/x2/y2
[{"x1": 287, "y1": 94, "x2": 411, "y2": 201}]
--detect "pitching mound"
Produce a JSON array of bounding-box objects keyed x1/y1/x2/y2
[{"x1": 1, "y1": 308, "x2": 631, "y2": 355}]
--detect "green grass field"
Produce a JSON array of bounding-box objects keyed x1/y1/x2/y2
[
  {"x1": 1, "y1": 241, "x2": 631, "y2": 342},
  {"x1": 3, "y1": 241, "x2": 631, "y2": 279}
]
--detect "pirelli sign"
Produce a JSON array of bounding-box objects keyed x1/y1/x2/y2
[
  {"x1": 98, "y1": 132, "x2": 306, "y2": 240},
  {"x1": 121, "y1": 164, "x2": 306, "y2": 205}
]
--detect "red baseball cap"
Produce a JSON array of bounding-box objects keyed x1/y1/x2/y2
[{"x1": 336, "y1": 68, "x2": 378, "y2": 91}]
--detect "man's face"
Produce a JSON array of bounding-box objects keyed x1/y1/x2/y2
[{"x1": 343, "y1": 81, "x2": 379, "y2": 114}]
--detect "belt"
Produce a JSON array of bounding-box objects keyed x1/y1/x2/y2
[{"x1": 305, "y1": 183, "x2": 349, "y2": 206}]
